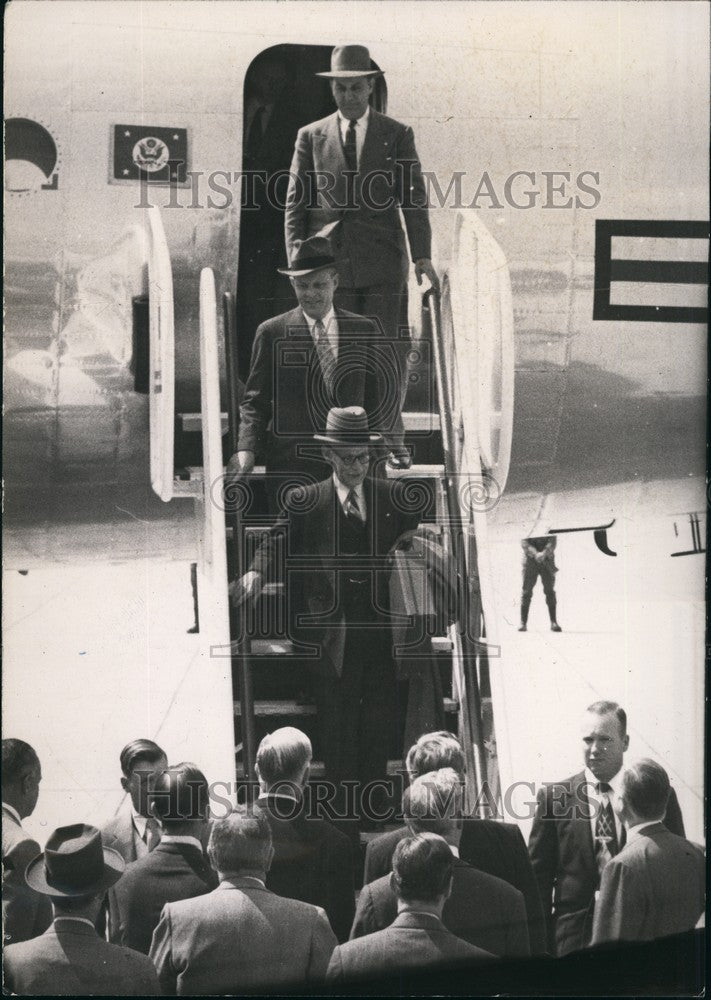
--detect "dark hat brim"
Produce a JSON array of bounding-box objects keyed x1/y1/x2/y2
[
  {"x1": 316, "y1": 69, "x2": 383, "y2": 78},
  {"x1": 25, "y1": 845, "x2": 125, "y2": 897},
  {"x1": 314, "y1": 432, "x2": 382, "y2": 445},
  {"x1": 278, "y1": 262, "x2": 338, "y2": 277}
]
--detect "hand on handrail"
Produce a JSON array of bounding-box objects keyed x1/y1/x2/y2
[
  {"x1": 229, "y1": 570, "x2": 263, "y2": 607},
  {"x1": 414, "y1": 258, "x2": 440, "y2": 294},
  {"x1": 226, "y1": 450, "x2": 255, "y2": 478}
]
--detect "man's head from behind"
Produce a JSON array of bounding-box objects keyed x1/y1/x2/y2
[
  {"x1": 390, "y1": 833, "x2": 454, "y2": 913},
  {"x1": 1, "y1": 739, "x2": 41, "y2": 819},
  {"x1": 405, "y1": 731, "x2": 465, "y2": 784},
  {"x1": 208, "y1": 805, "x2": 273, "y2": 879},
  {"x1": 149, "y1": 762, "x2": 210, "y2": 836},
  {"x1": 580, "y1": 701, "x2": 629, "y2": 783},
  {"x1": 256, "y1": 727, "x2": 312, "y2": 793},
  {"x1": 616, "y1": 758, "x2": 670, "y2": 827},
  {"x1": 403, "y1": 768, "x2": 463, "y2": 843},
  {"x1": 119, "y1": 739, "x2": 168, "y2": 818}
]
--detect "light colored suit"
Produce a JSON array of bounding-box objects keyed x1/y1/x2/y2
[
  {"x1": 592, "y1": 823, "x2": 705, "y2": 945},
  {"x1": 2, "y1": 805, "x2": 52, "y2": 945},
  {"x1": 328, "y1": 910, "x2": 492, "y2": 982},
  {"x1": 100, "y1": 798, "x2": 149, "y2": 863},
  {"x1": 149, "y1": 876, "x2": 337, "y2": 994},
  {"x1": 285, "y1": 109, "x2": 431, "y2": 289},
  {"x1": 3, "y1": 920, "x2": 160, "y2": 995}
]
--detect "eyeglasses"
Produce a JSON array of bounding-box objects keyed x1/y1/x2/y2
[{"x1": 339, "y1": 451, "x2": 370, "y2": 467}]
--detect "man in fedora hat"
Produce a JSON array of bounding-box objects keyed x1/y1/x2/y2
[
  {"x1": 228, "y1": 235, "x2": 399, "y2": 513},
  {"x1": 285, "y1": 44, "x2": 439, "y2": 470},
  {"x1": 3, "y1": 823, "x2": 160, "y2": 995},
  {"x1": 232, "y1": 406, "x2": 428, "y2": 823}
]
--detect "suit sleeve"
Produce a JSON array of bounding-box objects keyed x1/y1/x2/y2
[
  {"x1": 506, "y1": 824, "x2": 548, "y2": 955},
  {"x1": 349, "y1": 882, "x2": 378, "y2": 940},
  {"x1": 503, "y1": 888, "x2": 531, "y2": 957},
  {"x1": 237, "y1": 323, "x2": 272, "y2": 455},
  {"x1": 149, "y1": 906, "x2": 177, "y2": 997},
  {"x1": 307, "y1": 907, "x2": 338, "y2": 982},
  {"x1": 285, "y1": 127, "x2": 313, "y2": 264},
  {"x1": 663, "y1": 788, "x2": 685, "y2": 837},
  {"x1": 324, "y1": 832, "x2": 356, "y2": 944},
  {"x1": 527, "y1": 786, "x2": 559, "y2": 953},
  {"x1": 592, "y1": 859, "x2": 645, "y2": 945},
  {"x1": 326, "y1": 945, "x2": 345, "y2": 983},
  {"x1": 363, "y1": 834, "x2": 389, "y2": 885},
  {"x1": 395, "y1": 124, "x2": 432, "y2": 263},
  {"x1": 133, "y1": 956, "x2": 163, "y2": 996}
]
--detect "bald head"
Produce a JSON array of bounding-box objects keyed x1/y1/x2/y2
[{"x1": 256, "y1": 727, "x2": 312, "y2": 790}]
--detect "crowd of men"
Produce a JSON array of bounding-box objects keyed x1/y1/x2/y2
[
  {"x1": 3, "y1": 42, "x2": 704, "y2": 996},
  {"x1": 2, "y1": 708, "x2": 705, "y2": 994}
]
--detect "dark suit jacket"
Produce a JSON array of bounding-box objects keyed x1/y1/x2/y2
[
  {"x1": 528, "y1": 770, "x2": 685, "y2": 956},
  {"x1": 328, "y1": 909, "x2": 491, "y2": 982},
  {"x1": 352, "y1": 855, "x2": 529, "y2": 957},
  {"x1": 592, "y1": 823, "x2": 705, "y2": 945},
  {"x1": 286, "y1": 109, "x2": 432, "y2": 288},
  {"x1": 250, "y1": 476, "x2": 421, "y2": 677},
  {"x1": 258, "y1": 792, "x2": 355, "y2": 943},
  {"x1": 363, "y1": 819, "x2": 547, "y2": 954},
  {"x1": 3, "y1": 921, "x2": 160, "y2": 996},
  {"x1": 2, "y1": 807, "x2": 52, "y2": 945},
  {"x1": 237, "y1": 306, "x2": 395, "y2": 470},
  {"x1": 150, "y1": 876, "x2": 337, "y2": 994},
  {"x1": 107, "y1": 839, "x2": 217, "y2": 954}
]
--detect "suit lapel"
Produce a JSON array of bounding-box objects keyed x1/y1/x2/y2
[
  {"x1": 359, "y1": 110, "x2": 387, "y2": 180},
  {"x1": 572, "y1": 771, "x2": 596, "y2": 871}
]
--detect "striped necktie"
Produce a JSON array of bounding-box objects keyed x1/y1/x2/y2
[
  {"x1": 314, "y1": 319, "x2": 336, "y2": 392},
  {"x1": 345, "y1": 489, "x2": 362, "y2": 522},
  {"x1": 344, "y1": 119, "x2": 358, "y2": 171}
]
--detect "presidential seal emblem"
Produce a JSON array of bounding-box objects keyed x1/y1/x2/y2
[{"x1": 132, "y1": 136, "x2": 170, "y2": 173}]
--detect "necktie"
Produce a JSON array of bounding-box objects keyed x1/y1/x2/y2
[
  {"x1": 314, "y1": 319, "x2": 336, "y2": 392},
  {"x1": 594, "y1": 781, "x2": 619, "y2": 879},
  {"x1": 344, "y1": 118, "x2": 358, "y2": 172},
  {"x1": 245, "y1": 106, "x2": 265, "y2": 161},
  {"x1": 144, "y1": 816, "x2": 161, "y2": 852},
  {"x1": 345, "y1": 489, "x2": 362, "y2": 522}
]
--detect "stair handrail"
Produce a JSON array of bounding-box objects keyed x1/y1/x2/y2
[
  {"x1": 223, "y1": 291, "x2": 256, "y2": 788},
  {"x1": 424, "y1": 285, "x2": 489, "y2": 814}
]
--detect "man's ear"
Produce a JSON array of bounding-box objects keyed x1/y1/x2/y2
[
  {"x1": 120, "y1": 776, "x2": 129, "y2": 794},
  {"x1": 443, "y1": 874, "x2": 454, "y2": 901},
  {"x1": 623, "y1": 733, "x2": 630, "y2": 752},
  {"x1": 331, "y1": 270, "x2": 339, "y2": 291},
  {"x1": 389, "y1": 871, "x2": 397, "y2": 894}
]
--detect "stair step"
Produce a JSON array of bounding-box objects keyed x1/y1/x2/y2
[
  {"x1": 235, "y1": 759, "x2": 404, "y2": 779},
  {"x1": 234, "y1": 696, "x2": 458, "y2": 717},
  {"x1": 179, "y1": 411, "x2": 441, "y2": 435},
  {"x1": 242, "y1": 635, "x2": 452, "y2": 657}
]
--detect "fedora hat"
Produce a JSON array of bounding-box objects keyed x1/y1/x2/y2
[
  {"x1": 314, "y1": 406, "x2": 382, "y2": 446},
  {"x1": 278, "y1": 228, "x2": 338, "y2": 277},
  {"x1": 25, "y1": 823, "x2": 125, "y2": 898},
  {"x1": 316, "y1": 45, "x2": 383, "y2": 79}
]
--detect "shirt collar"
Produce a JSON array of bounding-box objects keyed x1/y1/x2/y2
[
  {"x1": 159, "y1": 835, "x2": 203, "y2": 851},
  {"x1": 626, "y1": 820, "x2": 662, "y2": 844},
  {"x1": 337, "y1": 106, "x2": 370, "y2": 129},
  {"x1": 302, "y1": 306, "x2": 336, "y2": 336},
  {"x1": 584, "y1": 767, "x2": 623, "y2": 794},
  {"x1": 448, "y1": 844, "x2": 460, "y2": 858},
  {"x1": 130, "y1": 806, "x2": 148, "y2": 839},
  {"x1": 53, "y1": 917, "x2": 96, "y2": 931},
  {"x1": 218, "y1": 874, "x2": 266, "y2": 889},
  {"x1": 2, "y1": 802, "x2": 22, "y2": 825},
  {"x1": 258, "y1": 789, "x2": 299, "y2": 803},
  {"x1": 333, "y1": 473, "x2": 365, "y2": 510}
]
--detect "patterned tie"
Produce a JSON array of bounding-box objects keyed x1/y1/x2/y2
[
  {"x1": 344, "y1": 118, "x2": 358, "y2": 172},
  {"x1": 314, "y1": 319, "x2": 336, "y2": 393},
  {"x1": 345, "y1": 489, "x2": 362, "y2": 522},
  {"x1": 594, "y1": 781, "x2": 619, "y2": 879}
]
